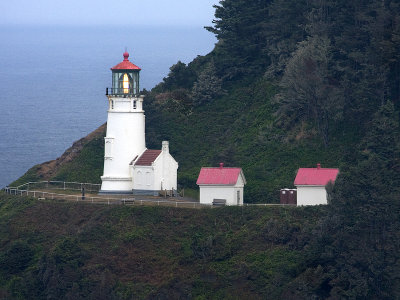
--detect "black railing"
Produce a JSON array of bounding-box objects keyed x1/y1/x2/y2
[{"x1": 106, "y1": 88, "x2": 138, "y2": 96}]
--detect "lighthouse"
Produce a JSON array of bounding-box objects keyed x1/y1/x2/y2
[
  {"x1": 100, "y1": 52, "x2": 178, "y2": 194},
  {"x1": 100, "y1": 51, "x2": 146, "y2": 193}
]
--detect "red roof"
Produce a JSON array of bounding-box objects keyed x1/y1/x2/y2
[
  {"x1": 134, "y1": 150, "x2": 161, "y2": 166},
  {"x1": 294, "y1": 164, "x2": 339, "y2": 186},
  {"x1": 111, "y1": 51, "x2": 141, "y2": 70},
  {"x1": 196, "y1": 164, "x2": 245, "y2": 185}
]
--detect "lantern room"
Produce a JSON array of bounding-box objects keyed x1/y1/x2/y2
[{"x1": 108, "y1": 51, "x2": 141, "y2": 96}]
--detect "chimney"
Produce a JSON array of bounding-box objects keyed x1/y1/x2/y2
[
  {"x1": 317, "y1": 163, "x2": 321, "y2": 169},
  {"x1": 219, "y1": 162, "x2": 224, "y2": 169},
  {"x1": 162, "y1": 141, "x2": 169, "y2": 153}
]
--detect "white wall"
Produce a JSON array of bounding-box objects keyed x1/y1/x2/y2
[
  {"x1": 100, "y1": 177, "x2": 132, "y2": 191},
  {"x1": 132, "y1": 166, "x2": 154, "y2": 191},
  {"x1": 160, "y1": 152, "x2": 178, "y2": 191},
  {"x1": 199, "y1": 185, "x2": 243, "y2": 206},
  {"x1": 296, "y1": 186, "x2": 327, "y2": 206}
]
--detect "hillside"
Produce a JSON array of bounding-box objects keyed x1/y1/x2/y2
[
  {"x1": 0, "y1": 194, "x2": 320, "y2": 299},
  {"x1": 0, "y1": 191, "x2": 399, "y2": 299}
]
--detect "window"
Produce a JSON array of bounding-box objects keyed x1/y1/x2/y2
[
  {"x1": 133, "y1": 100, "x2": 137, "y2": 109},
  {"x1": 104, "y1": 138, "x2": 114, "y2": 158},
  {"x1": 237, "y1": 191, "x2": 240, "y2": 204},
  {"x1": 122, "y1": 73, "x2": 129, "y2": 93},
  {"x1": 111, "y1": 100, "x2": 114, "y2": 110},
  {"x1": 118, "y1": 73, "x2": 132, "y2": 94}
]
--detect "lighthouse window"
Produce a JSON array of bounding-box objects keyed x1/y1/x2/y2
[
  {"x1": 133, "y1": 100, "x2": 137, "y2": 109},
  {"x1": 104, "y1": 138, "x2": 113, "y2": 158},
  {"x1": 111, "y1": 100, "x2": 114, "y2": 109},
  {"x1": 123, "y1": 73, "x2": 129, "y2": 93}
]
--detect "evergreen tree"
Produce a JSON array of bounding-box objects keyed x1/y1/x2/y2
[
  {"x1": 191, "y1": 62, "x2": 224, "y2": 106},
  {"x1": 298, "y1": 101, "x2": 400, "y2": 298},
  {"x1": 276, "y1": 35, "x2": 343, "y2": 146}
]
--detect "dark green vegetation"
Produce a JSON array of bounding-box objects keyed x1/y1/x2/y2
[
  {"x1": 1, "y1": 175, "x2": 399, "y2": 299},
  {"x1": 143, "y1": 0, "x2": 400, "y2": 202},
  {"x1": 5, "y1": 0, "x2": 400, "y2": 298}
]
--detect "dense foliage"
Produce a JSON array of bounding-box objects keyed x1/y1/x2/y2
[
  {"x1": 0, "y1": 182, "x2": 399, "y2": 299},
  {"x1": 144, "y1": 0, "x2": 400, "y2": 202},
  {"x1": 4, "y1": 1, "x2": 400, "y2": 297}
]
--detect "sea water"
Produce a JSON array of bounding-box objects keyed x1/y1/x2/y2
[{"x1": 0, "y1": 25, "x2": 216, "y2": 188}]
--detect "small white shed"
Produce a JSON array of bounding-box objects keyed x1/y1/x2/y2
[
  {"x1": 196, "y1": 163, "x2": 246, "y2": 206},
  {"x1": 294, "y1": 163, "x2": 339, "y2": 206},
  {"x1": 131, "y1": 141, "x2": 178, "y2": 195}
]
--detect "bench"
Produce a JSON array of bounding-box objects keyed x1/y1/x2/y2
[{"x1": 212, "y1": 199, "x2": 226, "y2": 206}]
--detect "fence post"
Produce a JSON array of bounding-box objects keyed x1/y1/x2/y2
[{"x1": 63, "y1": 182, "x2": 66, "y2": 190}]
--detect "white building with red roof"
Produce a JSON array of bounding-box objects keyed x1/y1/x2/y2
[
  {"x1": 294, "y1": 163, "x2": 339, "y2": 206},
  {"x1": 130, "y1": 142, "x2": 178, "y2": 195},
  {"x1": 100, "y1": 52, "x2": 178, "y2": 194},
  {"x1": 196, "y1": 163, "x2": 246, "y2": 206}
]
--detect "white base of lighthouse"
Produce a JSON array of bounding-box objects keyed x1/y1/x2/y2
[
  {"x1": 99, "y1": 177, "x2": 132, "y2": 194},
  {"x1": 100, "y1": 95, "x2": 146, "y2": 194}
]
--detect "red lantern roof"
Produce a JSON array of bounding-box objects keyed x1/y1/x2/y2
[
  {"x1": 294, "y1": 164, "x2": 339, "y2": 186},
  {"x1": 196, "y1": 163, "x2": 246, "y2": 185},
  {"x1": 111, "y1": 51, "x2": 141, "y2": 71}
]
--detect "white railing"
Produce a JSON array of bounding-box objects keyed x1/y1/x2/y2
[
  {"x1": 3, "y1": 181, "x2": 295, "y2": 208},
  {"x1": 12, "y1": 181, "x2": 101, "y2": 193},
  {"x1": 2, "y1": 186, "x2": 207, "y2": 208}
]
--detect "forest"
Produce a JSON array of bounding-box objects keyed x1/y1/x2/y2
[{"x1": 3, "y1": 0, "x2": 400, "y2": 298}]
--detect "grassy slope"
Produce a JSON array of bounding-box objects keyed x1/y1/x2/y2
[{"x1": 0, "y1": 193, "x2": 324, "y2": 299}]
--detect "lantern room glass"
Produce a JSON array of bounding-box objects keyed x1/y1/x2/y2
[{"x1": 111, "y1": 70, "x2": 139, "y2": 95}]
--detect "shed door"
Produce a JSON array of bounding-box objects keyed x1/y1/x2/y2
[{"x1": 145, "y1": 171, "x2": 151, "y2": 186}]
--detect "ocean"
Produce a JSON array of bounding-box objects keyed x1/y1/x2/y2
[{"x1": 0, "y1": 25, "x2": 216, "y2": 188}]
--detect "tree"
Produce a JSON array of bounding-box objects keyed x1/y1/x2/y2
[
  {"x1": 160, "y1": 61, "x2": 196, "y2": 91},
  {"x1": 303, "y1": 101, "x2": 400, "y2": 298},
  {"x1": 276, "y1": 35, "x2": 343, "y2": 146},
  {"x1": 333, "y1": 100, "x2": 400, "y2": 207},
  {"x1": 206, "y1": 0, "x2": 272, "y2": 80},
  {"x1": 191, "y1": 62, "x2": 224, "y2": 106}
]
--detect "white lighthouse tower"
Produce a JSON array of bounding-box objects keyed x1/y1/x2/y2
[{"x1": 100, "y1": 51, "x2": 146, "y2": 193}]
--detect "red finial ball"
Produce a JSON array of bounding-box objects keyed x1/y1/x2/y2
[{"x1": 123, "y1": 51, "x2": 129, "y2": 61}]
